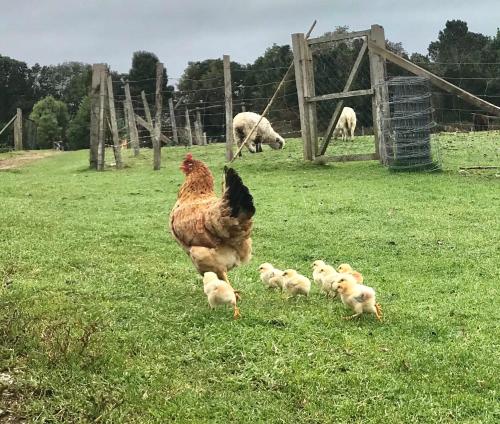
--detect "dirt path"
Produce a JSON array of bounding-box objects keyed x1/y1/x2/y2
[{"x1": 0, "y1": 150, "x2": 61, "y2": 170}]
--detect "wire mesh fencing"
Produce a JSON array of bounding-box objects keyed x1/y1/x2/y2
[{"x1": 381, "y1": 76, "x2": 440, "y2": 171}]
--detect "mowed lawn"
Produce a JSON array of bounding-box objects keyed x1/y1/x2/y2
[{"x1": 0, "y1": 135, "x2": 499, "y2": 423}]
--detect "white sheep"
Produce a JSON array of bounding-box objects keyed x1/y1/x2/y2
[
  {"x1": 333, "y1": 107, "x2": 357, "y2": 141},
  {"x1": 233, "y1": 112, "x2": 285, "y2": 155}
]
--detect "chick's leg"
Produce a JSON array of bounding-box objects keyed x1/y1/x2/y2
[
  {"x1": 343, "y1": 312, "x2": 362, "y2": 320},
  {"x1": 375, "y1": 303, "x2": 383, "y2": 322},
  {"x1": 233, "y1": 305, "x2": 241, "y2": 319}
]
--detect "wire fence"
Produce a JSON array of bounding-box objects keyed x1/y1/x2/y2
[{"x1": 2, "y1": 44, "x2": 498, "y2": 172}]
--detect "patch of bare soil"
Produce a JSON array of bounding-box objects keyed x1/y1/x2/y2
[{"x1": 0, "y1": 151, "x2": 61, "y2": 170}]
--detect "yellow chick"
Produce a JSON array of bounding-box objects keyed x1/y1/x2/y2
[
  {"x1": 312, "y1": 260, "x2": 327, "y2": 285},
  {"x1": 336, "y1": 277, "x2": 382, "y2": 321},
  {"x1": 337, "y1": 263, "x2": 364, "y2": 283},
  {"x1": 282, "y1": 269, "x2": 311, "y2": 297},
  {"x1": 203, "y1": 272, "x2": 240, "y2": 319},
  {"x1": 258, "y1": 263, "x2": 284, "y2": 290},
  {"x1": 312, "y1": 260, "x2": 335, "y2": 289},
  {"x1": 316, "y1": 266, "x2": 349, "y2": 298},
  {"x1": 313, "y1": 262, "x2": 336, "y2": 296}
]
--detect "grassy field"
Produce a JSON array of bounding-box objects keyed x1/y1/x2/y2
[{"x1": 0, "y1": 134, "x2": 499, "y2": 423}]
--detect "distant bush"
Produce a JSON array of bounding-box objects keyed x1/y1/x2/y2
[{"x1": 29, "y1": 96, "x2": 69, "y2": 149}]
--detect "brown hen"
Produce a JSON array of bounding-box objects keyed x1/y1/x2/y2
[{"x1": 169, "y1": 154, "x2": 255, "y2": 287}]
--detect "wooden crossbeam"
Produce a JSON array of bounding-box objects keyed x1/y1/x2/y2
[
  {"x1": 319, "y1": 39, "x2": 369, "y2": 155},
  {"x1": 367, "y1": 41, "x2": 500, "y2": 117},
  {"x1": 135, "y1": 114, "x2": 171, "y2": 144},
  {"x1": 0, "y1": 114, "x2": 17, "y2": 136},
  {"x1": 306, "y1": 88, "x2": 373, "y2": 103},
  {"x1": 325, "y1": 153, "x2": 378, "y2": 162},
  {"x1": 308, "y1": 30, "x2": 370, "y2": 45}
]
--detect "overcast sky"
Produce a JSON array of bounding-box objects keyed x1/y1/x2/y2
[{"x1": 1, "y1": 0, "x2": 498, "y2": 81}]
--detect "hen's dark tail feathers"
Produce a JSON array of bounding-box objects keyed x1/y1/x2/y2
[{"x1": 224, "y1": 166, "x2": 255, "y2": 219}]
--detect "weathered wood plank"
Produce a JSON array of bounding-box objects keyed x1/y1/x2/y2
[
  {"x1": 308, "y1": 30, "x2": 370, "y2": 46},
  {"x1": 141, "y1": 90, "x2": 153, "y2": 126},
  {"x1": 306, "y1": 88, "x2": 373, "y2": 103},
  {"x1": 367, "y1": 40, "x2": 500, "y2": 117},
  {"x1": 292, "y1": 33, "x2": 313, "y2": 160},
  {"x1": 107, "y1": 74, "x2": 123, "y2": 169},
  {"x1": 97, "y1": 68, "x2": 107, "y2": 171},
  {"x1": 325, "y1": 153, "x2": 378, "y2": 162},
  {"x1": 124, "y1": 82, "x2": 140, "y2": 156},
  {"x1": 90, "y1": 64, "x2": 106, "y2": 168},
  {"x1": 153, "y1": 62, "x2": 163, "y2": 170},
  {"x1": 223, "y1": 55, "x2": 233, "y2": 160},
  {"x1": 168, "y1": 98, "x2": 179, "y2": 145},
  {"x1": 368, "y1": 25, "x2": 389, "y2": 162},
  {"x1": 0, "y1": 114, "x2": 17, "y2": 137},
  {"x1": 14, "y1": 108, "x2": 23, "y2": 151},
  {"x1": 135, "y1": 114, "x2": 170, "y2": 144},
  {"x1": 185, "y1": 108, "x2": 193, "y2": 147}
]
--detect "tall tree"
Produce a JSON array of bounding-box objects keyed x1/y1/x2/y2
[
  {"x1": 67, "y1": 95, "x2": 91, "y2": 150},
  {"x1": 428, "y1": 20, "x2": 492, "y2": 120},
  {"x1": 30, "y1": 62, "x2": 91, "y2": 115},
  {"x1": 29, "y1": 96, "x2": 69, "y2": 149},
  {"x1": 128, "y1": 51, "x2": 168, "y2": 98},
  {"x1": 0, "y1": 55, "x2": 34, "y2": 125}
]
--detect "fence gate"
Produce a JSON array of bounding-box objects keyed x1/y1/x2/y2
[{"x1": 292, "y1": 25, "x2": 390, "y2": 162}]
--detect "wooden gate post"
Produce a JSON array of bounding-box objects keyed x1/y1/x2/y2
[
  {"x1": 14, "y1": 108, "x2": 23, "y2": 151},
  {"x1": 168, "y1": 98, "x2": 179, "y2": 145},
  {"x1": 153, "y1": 62, "x2": 163, "y2": 170},
  {"x1": 368, "y1": 24, "x2": 390, "y2": 163},
  {"x1": 292, "y1": 33, "x2": 317, "y2": 160},
  {"x1": 124, "y1": 82, "x2": 140, "y2": 156},
  {"x1": 107, "y1": 74, "x2": 123, "y2": 169},
  {"x1": 223, "y1": 55, "x2": 233, "y2": 161}
]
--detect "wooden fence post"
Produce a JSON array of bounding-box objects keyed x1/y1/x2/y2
[
  {"x1": 90, "y1": 64, "x2": 106, "y2": 168},
  {"x1": 14, "y1": 108, "x2": 23, "y2": 151},
  {"x1": 223, "y1": 55, "x2": 233, "y2": 161},
  {"x1": 368, "y1": 24, "x2": 389, "y2": 163},
  {"x1": 124, "y1": 82, "x2": 140, "y2": 156},
  {"x1": 195, "y1": 106, "x2": 204, "y2": 145},
  {"x1": 122, "y1": 100, "x2": 130, "y2": 146},
  {"x1": 168, "y1": 98, "x2": 179, "y2": 145},
  {"x1": 141, "y1": 91, "x2": 153, "y2": 127},
  {"x1": 107, "y1": 74, "x2": 123, "y2": 169},
  {"x1": 292, "y1": 33, "x2": 315, "y2": 161},
  {"x1": 153, "y1": 62, "x2": 163, "y2": 170},
  {"x1": 97, "y1": 67, "x2": 107, "y2": 171},
  {"x1": 303, "y1": 35, "x2": 318, "y2": 158},
  {"x1": 185, "y1": 108, "x2": 193, "y2": 147}
]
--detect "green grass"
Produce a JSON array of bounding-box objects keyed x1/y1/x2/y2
[{"x1": 0, "y1": 134, "x2": 499, "y2": 423}]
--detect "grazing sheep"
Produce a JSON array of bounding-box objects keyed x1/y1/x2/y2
[
  {"x1": 333, "y1": 107, "x2": 357, "y2": 141},
  {"x1": 233, "y1": 112, "x2": 285, "y2": 155},
  {"x1": 473, "y1": 113, "x2": 489, "y2": 132}
]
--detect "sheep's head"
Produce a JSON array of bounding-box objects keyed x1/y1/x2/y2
[{"x1": 269, "y1": 135, "x2": 285, "y2": 150}]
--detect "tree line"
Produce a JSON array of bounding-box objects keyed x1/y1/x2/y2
[{"x1": 1, "y1": 20, "x2": 499, "y2": 150}]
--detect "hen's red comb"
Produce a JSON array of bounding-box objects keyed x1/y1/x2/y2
[{"x1": 185, "y1": 153, "x2": 193, "y2": 161}]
